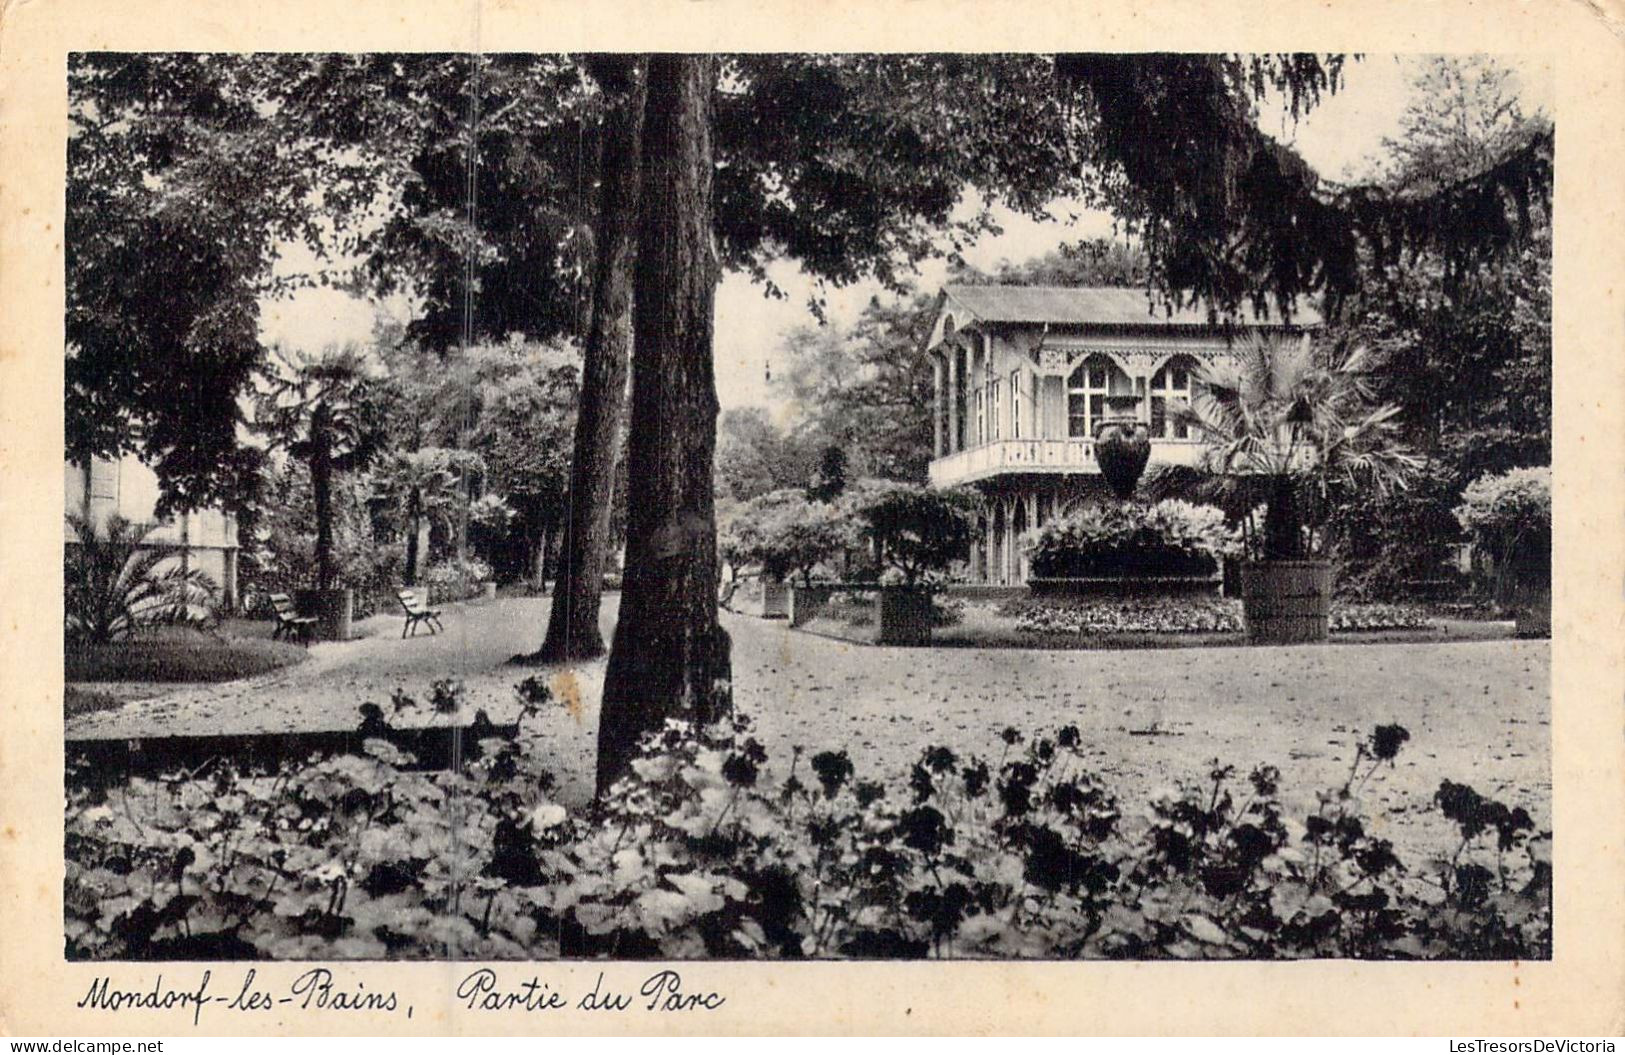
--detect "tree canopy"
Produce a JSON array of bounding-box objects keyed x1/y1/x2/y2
[{"x1": 68, "y1": 51, "x2": 1552, "y2": 515}]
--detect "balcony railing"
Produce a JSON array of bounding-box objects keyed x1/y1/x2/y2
[{"x1": 928, "y1": 437, "x2": 1207, "y2": 488}]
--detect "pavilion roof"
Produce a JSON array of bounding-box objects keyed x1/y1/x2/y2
[{"x1": 939, "y1": 284, "x2": 1322, "y2": 330}]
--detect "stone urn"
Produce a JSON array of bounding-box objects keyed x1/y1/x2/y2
[{"x1": 1095, "y1": 415, "x2": 1152, "y2": 500}]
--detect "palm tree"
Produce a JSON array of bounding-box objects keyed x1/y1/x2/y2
[
  {"x1": 1177, "y1": 333, "x2": 1421, "y2": 562},
  {"x1": 65, "y1": 514, "x2": 219, "y2": 644},
  {"x1": 375, "y1": 447, "x2": 484, "y2": 585},
  {"x1": 257, "y1": 346, "x2": 390, "y2": 591}
]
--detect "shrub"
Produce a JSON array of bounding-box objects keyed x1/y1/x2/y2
[
  {"x1": 423, "y1": 556, "x2": 494, "y2": 604},
  {"x1": 65, "y1": 693, "x2": 1547, "y2": 961},
  {"x1": 1455, "y1": 467, "x2": 1551, "y2": 586},
  {"x1": 65, "y1": 514, "x2": 219, "y2": 645},
  {"x1": 848, "y1": 483, "x2": 978, "y2": 587},
  {"x1": 1027, "y1": 500, "x2": 1239, "y2": 580},
  {"x1": 720, "y1": 489, "x2": 853, "y2": 586}
]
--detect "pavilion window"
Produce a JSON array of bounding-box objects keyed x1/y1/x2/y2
[
  {"x1": 1150, "y1": 358, "x2": 1196, "y2": 439},
  {"x1": 989, "y1": 378, "x2": 1001, "y2": 440},
  {"x1": 1067, "y1": 356, "x2": 1112, "y2": 438},
  {"x1": 1009, "y1": 369, "x2": 1022, "y2": 438}
]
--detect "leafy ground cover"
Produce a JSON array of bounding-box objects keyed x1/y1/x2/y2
[
  {"x1": 65, "y1": 681, "x2": 1549, "y2": 961},
  {"x1": 993, "y1": 598, "x2": 1437, "y2": 638},
  {"x1": 65, "y1": 627, "x2": 309, "y2": 683}
]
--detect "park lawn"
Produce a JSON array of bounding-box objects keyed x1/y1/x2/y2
[{"x1": 65, "y1": 626, "x2": 310, "y2": 684}]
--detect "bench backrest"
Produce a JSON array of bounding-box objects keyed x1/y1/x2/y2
[
  {"x1": 398, "y1": 589, "x2": 431, "y2": 614},
  {"x1": 268, "y1": 593, "x2": 299, "y2": 618}
]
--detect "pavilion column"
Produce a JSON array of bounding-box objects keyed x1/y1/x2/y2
[
  {"x1": 932, "y1": 353, "x2": 946, "y2": 458},
  {"x1": 968, "y1": 513, "x2": 981, "y2": 583},
  {"x1": 947, "y1": 344, "x2": 961, "y2": 454},
  {"x1": 1001, "y1": 494, "x2": 1014, "y2": 585},
  {"x1": 1022, "y1": 493, "x2": 1038, "y2": 583}
]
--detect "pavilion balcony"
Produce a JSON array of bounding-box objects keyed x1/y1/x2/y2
[{"x1": 927, "y1": 437, "x2": 1207, "y2": 488}]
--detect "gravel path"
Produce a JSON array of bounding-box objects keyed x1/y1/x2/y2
[{"x1": 68, "y1": 596, "x2": 1550, "y2": 856}]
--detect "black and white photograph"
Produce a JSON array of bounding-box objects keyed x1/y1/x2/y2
[{"x1": 54, "y1": 46, "x2": 1559, "y2": 971}]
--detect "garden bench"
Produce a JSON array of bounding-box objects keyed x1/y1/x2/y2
[
  {"x1": 397, "y1": 589, "x2": 445, "y2": 638},
  {"x1": 268, "y1": 593, "x2": 318, "y2": 645}
]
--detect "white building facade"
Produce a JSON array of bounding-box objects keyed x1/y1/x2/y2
[
  {"x1": 65, "y1": 456, "x2": 241, "y2": 606},
  {"x1": 924, "y1": 285, "x2": 1319, "y2": 586}
]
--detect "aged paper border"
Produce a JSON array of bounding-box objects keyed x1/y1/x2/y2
[{"x1": 3, "y1": 0, "x2": 1622, "y2": 1036}]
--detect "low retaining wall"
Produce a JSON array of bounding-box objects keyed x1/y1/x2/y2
[
  {"x1": 739, "y1": 580, "x2": 791, "y2": 619},
  {"x1": 789, "y1": 584, "x2": 835, "y2": 627},
  {"x1": 788, "y1": 584, "x2": 934, "y2": 645},
  {"x1": 66, "y1": 719, "x2": 520, "y2": 786},
  {"x1": 876, "y1": 587, "x2": 934, "y2": 645}
]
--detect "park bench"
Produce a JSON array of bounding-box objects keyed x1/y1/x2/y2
[
  {"x1": 397, "y1": 588, "x2": 445, "y2": 638},
  {"x1": 268, "y1": 593, "x2": 318, "y2": 645}
]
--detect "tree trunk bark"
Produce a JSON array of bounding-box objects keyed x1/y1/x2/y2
[
  {"x1": 405, "y1": 487, "x2": 422, "y2": 586},
  {"x1": 1263, "y1": 473, "x2": 1303, "y2": 561},
  {"x1": 312, "y1": 409, "x2": 335, "y2": 590},
  {"x1": 597, "y1": 55, "x2": 731, "y2": 796},
  {"x1": 526, "y1": 56, "x2": 646, "y2": 664}
]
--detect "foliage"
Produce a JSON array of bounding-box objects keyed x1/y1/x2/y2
[
  {"x1": 66, "y1": 53, "x2": 1549, "y2": 515},
  {"x1": 774, "y1": 292, "x2": 939, "y2": 483},
  {"x1": 423, "y1": 558, "x2": 495, "y2": 605},
  {"x1": 1326, "y1": 57, "x2": 1551, "y2": 597},
  {"x1": 64, "y1": 686, "x2": 127, "y2": 721},
  {"x1": 1178, "y1": 335, "x2": 1420, "y2": 561},
  {"x1": 373, "y1": 446, "x2": 485, "y2": 585},
  {"x1": 1053, "y1": 54, "x2": 1551, "y2": 322},
  {"x1": 65, "y1": 54, "x2": 326, "y2": 514},
  {"x1": 65, "y1": 514, "x2": 219, "y2": 645},
  {"x1": 715, "y1": 408, "x2": 820, "y2": 503},
  {"x1": 238, "y1": 463, "x2": 402, "y2": 622},
  {"x1": 1456, "y1": 467, "x2": 1551, "y2": 591},
  {"x1": 1027, "y1": 500, "x2": 1238, "y2": 580},
  {"x1": 255, "y1": 346, "x2": 392, "y2": 590},
  {"x1": 65, "y1": 699, "x2": 1548, "y2": 961},
  {"x1": 806, "y1": 446, "x2": 850, "y2": 504},
  {"x1": 848, "y1": 483, "x2": 978, "y2": 587},
  {"x1": 469, "y1": 494, "x2": 518, "y2": 532},
  {"x1": 719, "y1": 490, "x2": 853, "y2": 586},
  {"x1": 948, "y1": 238, "x2": 1151, "y2": 289}
]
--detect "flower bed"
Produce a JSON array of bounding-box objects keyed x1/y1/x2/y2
[
  {"x1": 65, "y1": 679, "x2": 1546, "y2": 961},
  {"x1": 1329, "y1": 604, "x2": 1436, "y2": 633},
  {"x1": 1002, "y1": 597, "x2": 1244, "y2": 635},
  {"x1": 1000, "y1": 598, "x2": 1435, "y2": 637}
]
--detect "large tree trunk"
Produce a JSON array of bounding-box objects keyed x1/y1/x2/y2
[
  {"x1": 596, "y1": 55, "x2": 731, "y2": 796},
  {"x1": 404, "y1": 487, "x2": 422, "y2": 586},
  {"x1": 311, "y1": 409, "x2": 336, "y2": 590},
  {"x1": 525, "y1": 56, "x2": 646, "y2": 663}
]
